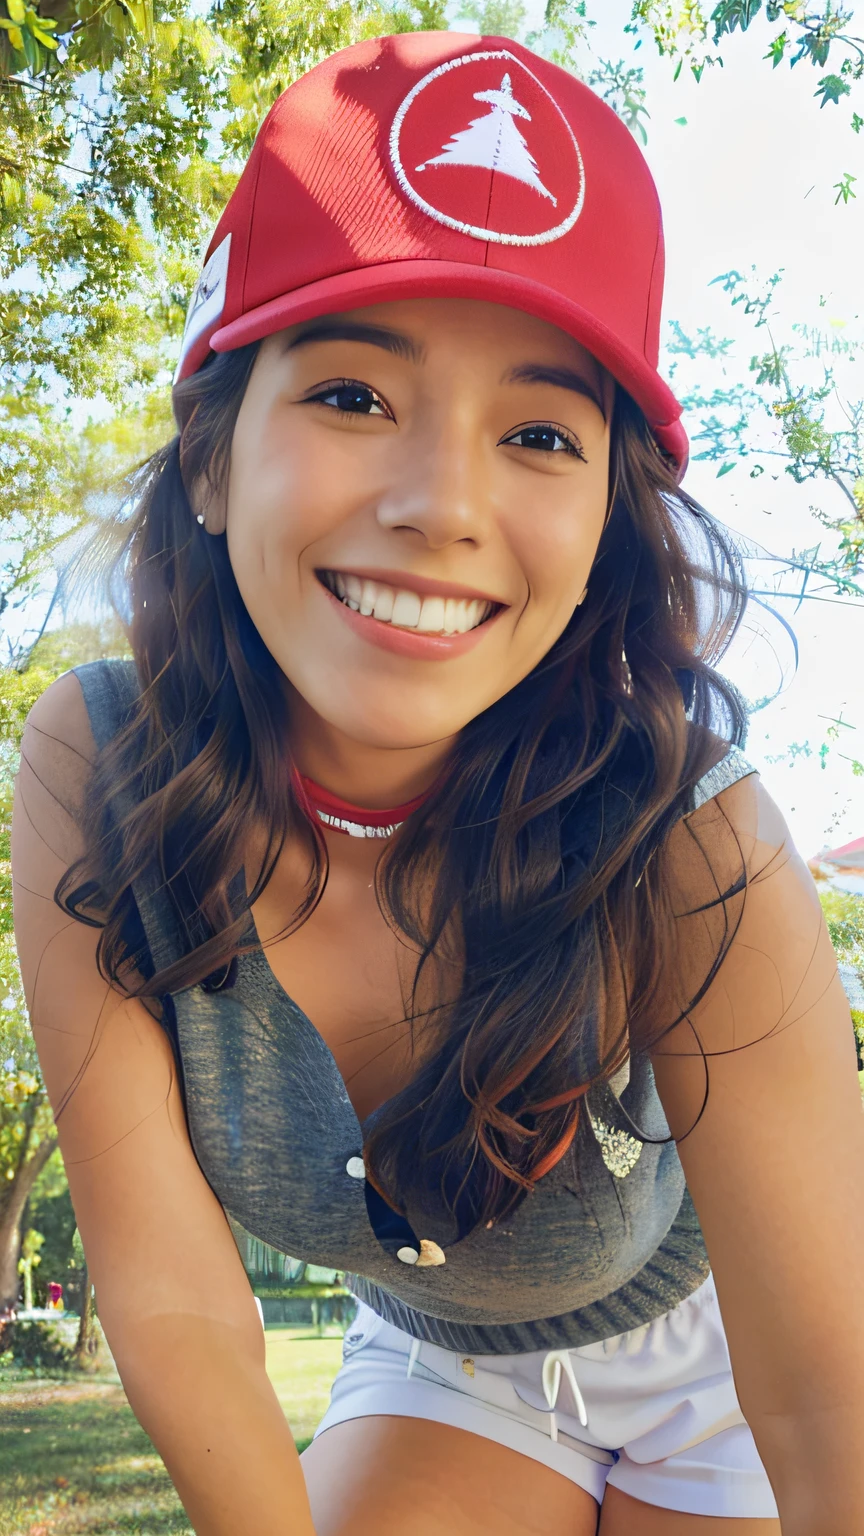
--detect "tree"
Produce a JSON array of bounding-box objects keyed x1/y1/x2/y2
[
  {"x1": 666, "y1": 268, "x2": 864, "y2": 774},
  {"x1": 631, "y1": 1, "x2": 863, "y2": 133},
  {"x1": 1, "y1": 2, "x2": 450, "y2": 404},
  {"x1": 24, "y1": 1148, "x2": 77, "y2": 1307},
  {"x1": 71, "y1": 1228, "x2": 98, "y2": 1365},
  {"x1": 669, "y1": 270, "x2": 862, "y2": 587},
  {"x1": 17, "y1": 1224, "x2": 43, "y2": 1311}
]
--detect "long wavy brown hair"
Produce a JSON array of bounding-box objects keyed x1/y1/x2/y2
[{"x1": 58, "y1": 339, "x2": 749, "y2": 1237}]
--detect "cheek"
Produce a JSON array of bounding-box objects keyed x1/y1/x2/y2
[
  {"x1": 226, "y1": 420, "x2": 350, "y2": 592},
  {"x1": 506, "y1": 475, "x2": 608, "y2": 622}
]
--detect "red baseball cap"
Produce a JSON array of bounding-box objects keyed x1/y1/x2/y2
[{"x1": 175, "y1": 31, "x2": 688, "y2": 473}]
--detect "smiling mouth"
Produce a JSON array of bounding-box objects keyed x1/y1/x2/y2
[{"x1": 317, "y1": 571, "x2": 500, "y2": 635}]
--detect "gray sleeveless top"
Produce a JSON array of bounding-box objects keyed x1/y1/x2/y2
[{"x1": 76, "y1": 658, "x2": 756, "y2": 1353}]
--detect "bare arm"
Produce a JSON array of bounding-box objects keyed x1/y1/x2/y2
[
  {"x1": 12, "y1": 671, "x2": 316, "y2": 1536},
  {"x1": 652, "y1": 773, "x2": 864, "y2": 1536}
]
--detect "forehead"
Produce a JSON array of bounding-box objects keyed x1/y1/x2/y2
[{"x1": 277, "y1": 296, "x2": 607, "y2": 384}]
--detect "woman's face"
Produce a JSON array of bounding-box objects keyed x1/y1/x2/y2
[{"x1": 227, "y1": 297, "x2": 612, "y2": 753}]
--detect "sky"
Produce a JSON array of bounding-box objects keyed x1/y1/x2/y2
[{"x1": 510, "y1": 0, "x2": 864, "y2": 861}]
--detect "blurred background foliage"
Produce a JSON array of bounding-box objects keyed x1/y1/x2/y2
[{"x1": 0, "y1": 0, "x2": 862, "y2": 1333}]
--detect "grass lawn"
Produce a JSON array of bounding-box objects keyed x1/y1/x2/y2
[
  {"x1": 263, "y1": 1331, "x2": 344, "y2": 1445},
  {"x1": 0, "y1": 1330, "x2": 344, "y2": 1536}
]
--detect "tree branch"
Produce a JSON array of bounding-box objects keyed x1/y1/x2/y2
[
  {"x1": 826, "y1": 467, "x2": 862, "y2": 512},
  {"x1": 0, "y1": 75, "x2": 52, "y2": 95},
  {"x1": 38, "y1": 155, "x2": 96, "y2": 177},
  {"x1": 16, "y1": 582, "x2": 60, "y2": 672}
]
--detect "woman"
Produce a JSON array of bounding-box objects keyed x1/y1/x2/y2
[{"x1": 12, "y1": 30, "x2": 863, "y2": 1536}]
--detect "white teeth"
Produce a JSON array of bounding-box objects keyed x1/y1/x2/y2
[
  {"x1": 323, "y1": 573, "x2": 493, "y2": 635},
  {"x1": 372, "y1": 586, "x2": 394, "y2": 623},
  {"x1": 391, "y1": 590, "x2": 422, "y2": 628},
  {"x1": 417, "y1": 596, "x2": 446, "y2": 633}
]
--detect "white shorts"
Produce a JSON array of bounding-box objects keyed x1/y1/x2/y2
[{"x1": 313, "y1": 1275, "x2": 778, "y2": 1519}]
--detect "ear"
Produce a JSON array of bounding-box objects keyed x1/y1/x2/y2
[{"x1": 187, "y1": 470, "x2": 228, "y2": 535}]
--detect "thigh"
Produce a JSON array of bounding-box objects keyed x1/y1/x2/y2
[
  {"x1": 600, "y1": 1486, "x2": 780, "y2": 1534},
  {"x1": 301, "y1": 1415, "x2": 600, "y2": 1536}
]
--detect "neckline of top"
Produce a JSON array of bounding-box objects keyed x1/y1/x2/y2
[{"x1": 236, "y1": 913, "x2": 406, "y2": 1138}]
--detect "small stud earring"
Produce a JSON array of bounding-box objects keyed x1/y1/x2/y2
[
  {"x1": 196, "y1": 513, "x2": 205, "y2": 526},
  {"x1": 576, "y1": 586, "x2": 588, "y2": 607}
]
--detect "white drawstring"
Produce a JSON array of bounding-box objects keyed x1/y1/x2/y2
[
  {"x1": 542, "y1": 1349, "x2": 588, "y2": 1440},
  {"x1": 406, "y1": 1337, "x2": 422, "y2": 1378},
  {"x1": 403, "y1": 1336, "x2": 588, "y2": 1444}
]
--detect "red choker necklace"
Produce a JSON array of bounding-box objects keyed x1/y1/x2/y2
[{"x1": 292, "y1": 769, "x2": 432, "y2": 839}]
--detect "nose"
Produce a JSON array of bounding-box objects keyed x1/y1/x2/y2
[{"x1": 374, "y1": 415, "x2": 494, "y2": 551}]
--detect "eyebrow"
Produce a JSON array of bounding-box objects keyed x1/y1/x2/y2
[
  {"x1": 502, "y1": 363, "x2": 606, "y2": 420},
  {"x1": 285, "y1": 322, "x2": 605, "y2": 418},
  {"x1": 285, "y1": 320, "x2": 425, "y2": 364}
]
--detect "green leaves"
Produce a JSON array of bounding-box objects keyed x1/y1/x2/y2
[
  {"x1": 534, "y1": 0, "x2": 594, "y2": 68},
  {"x1": 711, "y1": 0, "x2": 763, "y2": 40},
  {"x1": 586, "y1": 58, "x2": 650, "y2": 142},
  {"x1": 0, "y1": 0, "x2": 59, "y2": 73},
  {"x1": 816, "y1": 70, "x2": 852, "y2": 105},
  {"x1": 115, "y1": 0, "x2": 155, "y2": 39},
  {"x1": 634, "y1": 2, "x2": 863, "y2": 133},
  {"x1": 630, "y1": 2, "x2": 722, "y2": 83},
  {"x1": 834, "y1": 170, "x2": 857, "y2": 202},
  {"x1": 710, "y1": 266, "x2": 784, "y2": 327},
  {"x1": 753, "y1": 341, "x2": 791, "y2": 389},
  {"x1": 673, "y1": 268, "x2": 863, "y2": 601},
  {"x1": 453, "y1": 0, "x2": 527, "y2": 34},
  {"x1": 764, "y1": 29, "x2": 787, "y2": 65}
]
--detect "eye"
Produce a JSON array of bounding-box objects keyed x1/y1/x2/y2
[
  {"x1": 304, "y1": 378, "x2": 392, "y2": 419},
  {"x1": 502, "y1": 423, "x2": 586, "y2": 461}
]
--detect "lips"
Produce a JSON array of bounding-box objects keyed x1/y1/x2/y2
[
  {"x1": 318, "y1": 570, "x2": 498, "y2": 635},
  {"x1": 316, "y1": 570, "x2": 505, "y2": 661}
]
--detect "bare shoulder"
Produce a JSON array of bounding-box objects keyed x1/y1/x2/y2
[
  {"x1": 21, "y1": 667, "x2": 96, "y2": 826},
  {"x1": 27, "y1": 665, "x2": 92, "y2": 741},
  {"x1": 16, "y1": 669, "x2": 99, "y2": 882},
  {"x1": 654, "y1": 758, "x2": 843, "y2": 1083},
  {"x1": 671, "y1": 752, "x2": 791, "y2": 887}
]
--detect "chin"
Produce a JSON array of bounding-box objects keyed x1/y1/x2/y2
[
  {"x1": 282, "y1": 663, "x2": 474, "y2": 747},
  {"x1": 312, "y1": 699, "x2": 469, "y2": 753}
]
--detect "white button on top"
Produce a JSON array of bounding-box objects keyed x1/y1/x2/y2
[
  {"x1": 345, "y1": 1156, "x2": 366, "y2": 1180},
  {"x1": 397, "y1": 1246, "x2": 420, "y2": 1265}
]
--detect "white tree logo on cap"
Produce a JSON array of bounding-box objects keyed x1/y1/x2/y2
[
  {"x1": 417, "y1": 73, "x2": 556, "y2": 205},
  {"x1": 390, "y1": 50, "x2": 585, "y2": 247}
]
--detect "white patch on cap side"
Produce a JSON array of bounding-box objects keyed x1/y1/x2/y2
[
  {"x1": 390, "y1": 51, "x2": 585, "y2": 247},
  {"x1": 174, "y1": 232, "x2": 232, "y2": 382}
]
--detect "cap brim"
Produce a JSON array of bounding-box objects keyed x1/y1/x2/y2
[{"x1": 208, "y1": 259, "x2": 688, "y2": 475}]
